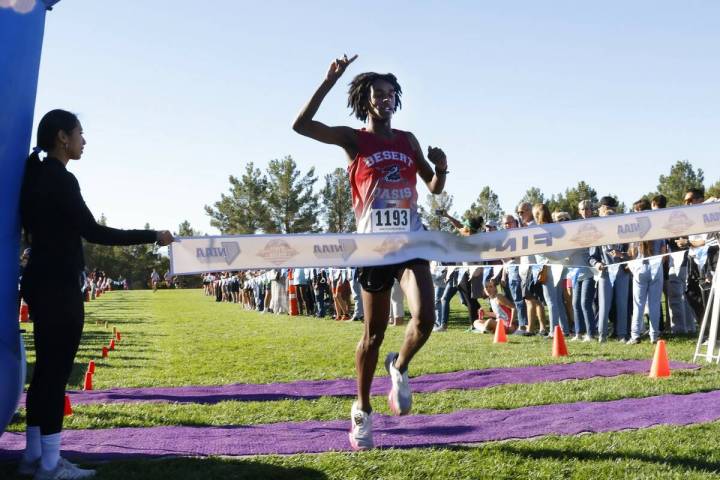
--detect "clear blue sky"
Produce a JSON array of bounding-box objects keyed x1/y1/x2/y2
[{"x1": 33, "y1": 0, "x2": 720, "y2": 234}]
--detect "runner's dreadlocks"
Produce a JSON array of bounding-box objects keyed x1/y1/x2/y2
[{"x1": 347, "y1": 73, "x2": 402, "y2": 122}]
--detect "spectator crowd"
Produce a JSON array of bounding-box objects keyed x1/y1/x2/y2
[{"x1": 200, "y1": 188, "x2": 719, "y2": 345}]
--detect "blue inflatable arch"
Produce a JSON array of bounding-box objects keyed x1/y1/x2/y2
[{"x1": 0, "y1": 0, "x2": 60, "y2": 436}]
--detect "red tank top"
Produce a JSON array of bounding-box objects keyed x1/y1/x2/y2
[{"x1": 348, "y1": 129, "x2": 421, "y2": 233}]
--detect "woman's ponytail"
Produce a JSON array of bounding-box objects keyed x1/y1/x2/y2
[{"x1": 20, "y1": 148, "x2": 43, "y2": 243}]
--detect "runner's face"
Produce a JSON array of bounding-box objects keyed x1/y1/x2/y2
[{"x1": 368, "y1": 80, "x2": 396, "y2": 121}]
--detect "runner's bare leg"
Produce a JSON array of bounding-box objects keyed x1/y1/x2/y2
[
  {"x1": 355, "y1": 289, "x2": 391, "y2": 412},
  {"x1": 395, "y1": 263, "x2": 435, "y2": 371}
]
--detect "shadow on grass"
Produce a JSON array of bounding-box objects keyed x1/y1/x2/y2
[
  {"x1": 491, "y1": 444, "x2": 720, "y2": 475},
  {"x1": 0, "y1": 456, "x2": 328, "y2": 480}
]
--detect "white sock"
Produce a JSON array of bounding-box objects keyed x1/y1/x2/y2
[
  {"x1": 22, "y1": 426, "x2": 41, "y2": 462},
  {"x1": 40, "y1": 433, "x2": 62, "y2": 471}
]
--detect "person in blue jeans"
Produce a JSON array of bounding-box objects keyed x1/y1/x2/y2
[
  {"x1": 438, "y1": 268, "x2": 460, "y2": 330},
  {"x1": 628, "y1": 238, "x2": 667, "y2": 344},
  {"x1": 431, "y1": 262, "x2": 447, "y2": 331},
  {"x1": 533, "y1": 203, "x2": 571, "y2": 336},
  {"x1": 589, "y1": 196, "x2": 631, "y2": 342},
  {"x1": 500, "y1": 215, "x2": 528, "y2": 331},
  {"x1": 568, "y1": 248, "x2": 596, "y2": 341},
  {"x1": 569, "y1": 201, "x2": 597, "y2": 341}
]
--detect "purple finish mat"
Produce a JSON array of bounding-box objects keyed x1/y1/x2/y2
[
  {"x1": 19, "y1": 360, "x2": 699, "y2": 406},
  {"x1": 2, "y1": 389, "x2": 720, "y2": 460}
]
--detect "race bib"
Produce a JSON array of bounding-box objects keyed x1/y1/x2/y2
[{"x1": 371, "y1": 208, "x2": 411, "y2": 232}]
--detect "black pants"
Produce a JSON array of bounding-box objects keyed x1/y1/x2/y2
[
  {"x1": 457, "y1": 272, "x2": 480, "y2": 325},
  {"x1": 23, "y1": 285, "x2": 84, "y2": 435}
]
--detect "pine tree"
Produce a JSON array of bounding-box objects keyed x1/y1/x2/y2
[
  {"x1": 177, "y1": 220, "x2": 196, "y2": 237},
  {"x1": 656, "y1": 160, "x2": 704, "y2": 206},
  {"x1": 321, "y1": 168, "x2": 356, "y2": 233},
  {"x1": 547, "y1": 181, "x2": 597, "y2": 218},
  {"x1": 463, "y1": 186, "x2": 503, "y2": 223},
  {"x1": 421, "y1": 191, "x2": 455, "y2": 232},
  {"x1": 265, "y1": 156, "x2": 320, "y2": 233},
  {"x1": 204, "y1": 162, "x2": 270, "y2": 234},
  {"x1": 519, "y1": 187, "x2": 545, "y2": 206}
]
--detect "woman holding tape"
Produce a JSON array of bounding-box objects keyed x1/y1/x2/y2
[
  {"x1": 18, "y1": 109, "x2": 174, "y2": 479},
  {"x1": 293, "y1": 54, "x2": 448, "y2": 450}
]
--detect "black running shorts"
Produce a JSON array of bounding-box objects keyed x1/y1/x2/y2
[{"x1": 357, "y1": 259, "x2": 430, "y2": 293}]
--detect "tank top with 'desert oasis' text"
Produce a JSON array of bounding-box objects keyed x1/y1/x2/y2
[{"x1": 348, "y1": 129, "x2": 422, "y2": 234}]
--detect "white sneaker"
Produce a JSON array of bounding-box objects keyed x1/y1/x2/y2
[
  {"x1": 569, "y1": 335, "x2": 580, "y2": 342},
  {"x1": 385, "y1": 352, "x2": 412, "y2": 415},
  {"x1": 582, "y1": 335, "x2": 593, "y2": 342},
  {"x1": 348, "y1": 401, "x2": 373, "y2": 450},
  {"x1": 34, "y1": 457, "x2": 96, "y2": 479}
]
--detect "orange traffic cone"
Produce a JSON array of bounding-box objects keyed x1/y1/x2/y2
[
  {"x1": 552, "y1": 325, "x2": 568, "y2": 357},
  {"x1": 102, "y1": 346, "x2": 109, "y2": 358},
  {"x1": 493, "y1": 319, "x2": 508, "y2": 344},
  {"x1": 18, "y1": 301, "x2": 30, "y2": 323},
  {"x1": 109, "y1": 339, "x2": 115, "y2": 351},
  {"x1": 288, "y1": 270, "x2": 299, "y2": 316},
  {"x1": 83, "y1": 371, "x2": 93, "y2": 391},
  {"x1": 63, "y1": 395, "x2": 73, "y2": 416},
  {"x1": 116, "y1": 330, "x2": 121, "y2": 341},
  {"x1": 649, "y1": 340, "x2": 671, "y2": 378},
  {"x1": 88, "y1": 360, "x2": 96, "y2": 374}
]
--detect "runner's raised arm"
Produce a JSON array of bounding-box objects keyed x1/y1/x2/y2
[{"x1": 292, "y1": 54, "x2": 359, "y2": 158}]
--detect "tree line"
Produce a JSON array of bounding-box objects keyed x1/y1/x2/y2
[
  {"x1": 424, "y1": 160, "x2": 719, "y2": 230},
  {"x1": 207, "y1": 158, "x2": 719, "y2": 236}
]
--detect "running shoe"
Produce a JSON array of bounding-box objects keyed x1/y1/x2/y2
[
  {"x1": 348, "y1": 401, "x2": 373, "y2": 450},
  {"x1": 33, "y1": 457, "x2": 96, "y2": 479},
  {"x1": 385, "y1": 352, "x2": 412, "y2": 415}
]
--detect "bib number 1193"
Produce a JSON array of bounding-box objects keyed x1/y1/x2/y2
[{"x1": 371, "y1": 208, "x2": 410, "y2": 232}]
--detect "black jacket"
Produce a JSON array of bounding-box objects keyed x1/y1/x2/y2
[{"x1": 21, "y1": 157, "x2": 156, "y2": 289}]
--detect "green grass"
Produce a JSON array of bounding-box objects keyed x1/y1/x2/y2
[{"x1": 3, "y1": 289, "x2": 720, "y2": 479}]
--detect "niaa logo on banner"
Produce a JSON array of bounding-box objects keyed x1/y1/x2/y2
[
  {"x1": 195, "y1": 242, "x2": 241, "y2": 265},
  {"x1": 704, "y1": 210, "x2": 720, "y2": 228},
  {"x1": 313, "y1": 239, "x2": 357, "y2": 260},
  {"x1": 617, "y1": 217, "x2": 650, "y2": 239}
]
